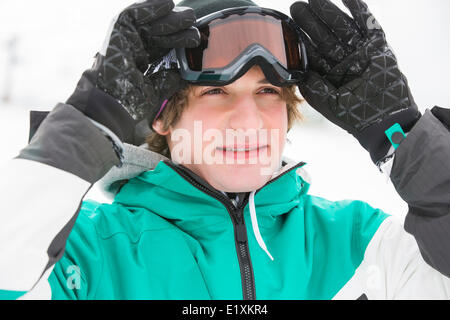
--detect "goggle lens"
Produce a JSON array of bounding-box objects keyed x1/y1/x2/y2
[{"x1": 186, "y1": 13, "x2": 302, "y2": 72}]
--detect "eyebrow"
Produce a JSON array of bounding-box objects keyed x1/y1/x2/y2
[{"x1": 257, "y1": 78, "x2": 270, "y2": 84}]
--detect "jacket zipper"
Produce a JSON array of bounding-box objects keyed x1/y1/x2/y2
[
  {"x1": 233, "y1": 195, "x2": 256, "y2": 300},
  {"x1": 165, "y1": 162, "x2": 256, "y2": 299},
  {"x1": 164, "y1": 160, "x2": 306, "y2": 300}
]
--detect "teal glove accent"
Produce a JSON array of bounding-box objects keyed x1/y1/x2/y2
[{"x1": 385, "y1": 123, "x2": 406, "y2": 150}]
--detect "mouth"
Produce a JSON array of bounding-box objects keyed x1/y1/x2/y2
[
  {"x1": 216, "y1": 145, "x2": 269, "y2": 161},
  {"x1": 219, "y1": 145, "x2": 265, "y2": 151}
]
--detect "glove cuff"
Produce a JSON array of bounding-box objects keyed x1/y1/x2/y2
[
  {"x1": 66, "y1": 64, "x2": 136, "y2": 144},
  {"x1": 355, "y1": 107, "x2": 422, "y2": 164}
]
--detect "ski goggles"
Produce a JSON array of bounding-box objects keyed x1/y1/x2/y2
[{"x1": 175, "y1": 6, "x2": 308, "y2": 87}]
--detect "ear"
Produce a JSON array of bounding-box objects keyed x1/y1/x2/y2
[{"x1": 152, "y1": 119, "x2": 170, "y2": 136}]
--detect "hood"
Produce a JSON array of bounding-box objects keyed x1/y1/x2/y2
[
  {"x1": 97, "y1": 143, "x2": 170, "y2": 200},
  {"x1": 97, "y1": 143, "x2": 312, "y2": 260}
]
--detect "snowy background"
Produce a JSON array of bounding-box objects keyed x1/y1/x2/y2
[{"x1": 1, "y1": 0, "x2": 449, "y2": 219}]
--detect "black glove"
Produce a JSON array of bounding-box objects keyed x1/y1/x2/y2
[
  {"x1": 67, "y1": 0, "x2": 200, "y2": 146},
  {"x1": 290, "y1": 0, "x2": 422, "y2": 164}
]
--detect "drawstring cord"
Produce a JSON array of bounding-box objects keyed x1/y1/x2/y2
[{"x1": 249, "y1": 190, "x2": 274, "y2": 261}]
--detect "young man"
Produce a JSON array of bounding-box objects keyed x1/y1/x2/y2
[{"x1": 1, "y1": 0, "x2": 450, "y2": 300}]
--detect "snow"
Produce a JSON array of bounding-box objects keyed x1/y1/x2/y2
[{"x1": 1, "y1": 0, "x2": 449, "y2": 219}]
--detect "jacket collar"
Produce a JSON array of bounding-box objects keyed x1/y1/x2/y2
[{"x1": 113, "y1": 158, "x2": 309, "y2": 220}]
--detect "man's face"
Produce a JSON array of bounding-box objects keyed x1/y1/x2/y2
[{"x1": 154, "y1": 66, "x2": 288, "y2": 192}]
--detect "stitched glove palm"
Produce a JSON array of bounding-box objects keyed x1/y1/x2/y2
[
  {"x1": 290, "y1": 0, "x2": 422, "y2": 164},
  {"x1": 67, "y1": 0, "x2": 200, "y2": 146}
]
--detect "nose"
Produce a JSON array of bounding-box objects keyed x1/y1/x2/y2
[{"x1": 228, "y1": 94, "x2": 264, "y2": 131}]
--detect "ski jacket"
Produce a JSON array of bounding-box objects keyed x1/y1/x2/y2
[{"x1": 1, "y1": 103, "x2": 450, "y2": 300}]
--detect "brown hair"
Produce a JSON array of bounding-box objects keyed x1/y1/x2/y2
[{"x1": 146, "y1": 85, "x2": 304, "y2": 158}]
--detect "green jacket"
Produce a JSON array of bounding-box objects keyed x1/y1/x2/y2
[{"x1": 48, "y1": 159, "x2": 388, "y2": 299}]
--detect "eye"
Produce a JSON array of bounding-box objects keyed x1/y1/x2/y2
[
  {"x1": 258, "y1": 87, "x2": 281, "y2": 95},
  {"x1": 201, "y1": 88, "x2": 226, "y2": 96}
]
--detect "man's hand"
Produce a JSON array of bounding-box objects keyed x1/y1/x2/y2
[
  {"x1": 67, "y1": 0, "x2": 200, "y2": 145},
  {"x1": 290, "y1": 0, "x2": 422, "y2": 164}
]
